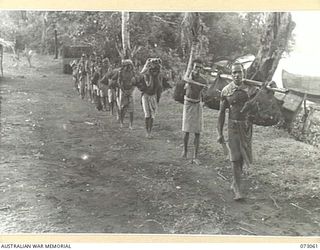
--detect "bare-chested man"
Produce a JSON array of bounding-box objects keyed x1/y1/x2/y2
[
  {"x1": 138, "y1": 58, "x2": 164, "y2": 138},
  {"x1": 182, "y1": 59, "x2": 207, "y2": 165},
  {"x1": 91, "y1": 62, "x2": 103, "y2": 111},
  {"x1": 114, "y1": 59, "x2": 136, "y2": 129},
  {"x1": 98, "y1": 57, "x2": 111, "y2": 111}
]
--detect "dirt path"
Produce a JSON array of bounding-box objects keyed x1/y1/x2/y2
[{"x1": 0, "y1": 55, "x2": 319, "y2": 235}]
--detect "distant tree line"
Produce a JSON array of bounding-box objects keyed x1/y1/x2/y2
[{"x1": 0, "y1": 11, "x2": 295, "y2": 72}]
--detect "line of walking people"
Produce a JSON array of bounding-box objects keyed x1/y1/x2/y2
[
  {"x1": 71, "y1": 53, "x2": 113, "y2": 113},
  {"x1": 70, "y1": 53, "x2": 171, "y2": 138},
  {"x1": 71, "y1": 54, "x2": 261, "y2": 201}
]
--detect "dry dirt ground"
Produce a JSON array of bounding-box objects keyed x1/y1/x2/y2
[{"x1": 0, "y1": 54, "x2": 319, "y2": 235}]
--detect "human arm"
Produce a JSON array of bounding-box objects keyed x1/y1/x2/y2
[
  {"x1": 217, "y1": 96, "x2": 227, "y2": 143},
  {"x1": 161, "y1": 75, "x2": 172, "y2": 91}
]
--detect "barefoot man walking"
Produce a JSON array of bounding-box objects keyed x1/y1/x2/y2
[
  {"x1": 182, "y1": 58, "x2": 207, "y2": 165},
  {"x1": 139, "y1": 58, "x2": 163, "y2": 138},
  {"x1": 217, "y1": 62, "x2": 255, "y2": 200}
]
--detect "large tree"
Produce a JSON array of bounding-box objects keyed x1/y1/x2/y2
[{"x1": 247, "y1": 12, "x2": 295, "y2": 82}]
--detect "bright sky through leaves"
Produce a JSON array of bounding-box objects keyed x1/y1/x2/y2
[{"x1": 273, "y1": 11, "x2": 320, "y2": 85}]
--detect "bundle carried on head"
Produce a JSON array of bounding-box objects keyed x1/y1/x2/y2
[
  {"x1": 102, "y1": 57, "x2": 110, "y2": 65},
  {"x1": 140, "y1": 58, "x2": 162, "y2": 74}
]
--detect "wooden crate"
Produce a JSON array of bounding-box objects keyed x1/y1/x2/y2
[
  {"x1": 274, "y1": 92, "x2": 286, "y2": 102},
  {"x1": 282, "y1": 92, "x2": 304, "y2": 112}
]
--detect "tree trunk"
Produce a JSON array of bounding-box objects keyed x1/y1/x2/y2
[
  {"x1": 54, "y1": 29, "x2": 58, "y2": 59},
  {"x1": 41, "y1": 12, "x2": 48, "y2": 55},
  {"x1": 184, "y1": 42, "x2": 198, "y2": 78},
  {"x1": 121, "y1": 11, "x2": 131, "y2": 60},
  {"x1": 0, "y1": 45, "x2": 3, "y2": 77},
  {"x1": 247, "y1": 12, "x2": 295, "y2": 82},
  {"x1": 182, "y1": 12, "x2": 202, "y2": 78},
  {"x1": 244, "y1": 12, "x2": 296, "y2": 129}
]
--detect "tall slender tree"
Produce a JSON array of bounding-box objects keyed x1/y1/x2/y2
[
  {"x1": 115, "y1": 11, "x2": 141, "y2": 61},
  {"x1": 181, "y1": 12, "x2": 203, "y2": 78},
  {"x1": 54, "y1": 28, "x2": 58, "y2": 59},
  {"x1": 121, "y1": 11, "x2": 130, "y2": 59},
  {"x1": 40, "y1": 12, "x2": 48, "y2": 54}
]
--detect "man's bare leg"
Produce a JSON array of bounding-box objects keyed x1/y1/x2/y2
[
  {"x1": 149, "y1": 118, "x2": 153, "y2": 137},
  {"x1": 116, "y1": 106, "x2": 120, "y2": 121},
  {"x1": 88, "y1": 87, "x2": 92, "y2": 102},
  {"x1": 193, "y1": 133, "x2": 200, "y2": 165},
  {"x1": 110, "y1": 101, "x2": 114, "y2": 115},
  {"x1": 145, "y1": 117, "x2": 150, "y2": 137},
  {"x1": 90, "y1": 86, "x2": 94, "y2": 103},
  {"x1": 91, "y1": 90, "x2": 95, "y2": 103},
  {"x1": 104, "y1": 97, "x2": 110, "y2": 111},
  {"x1": 74, "y1": 79, "x2": 79, "y2": 93},
  {"x1": 182, "y1": 132, "x2": 189, "y2": 158},
  {"x1": 129, "y1": 112, "x2": 133, "y2": 130},
  {"x1": 80, "y1": 81, "x2": 85, "y2": 99},
  {"x1": 231, "y1": 160, "x2": 243, "y2": 200},
  {"x1": 119, "y1": 109, "x2": 124, "y2": 127},
  {"x1": 100, "y1": 96, "x2": 107, "y2": 111}
]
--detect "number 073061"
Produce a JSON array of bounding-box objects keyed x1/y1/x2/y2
[{"x1": 300, "y1": 244, "x2": 318, "y2": 248}]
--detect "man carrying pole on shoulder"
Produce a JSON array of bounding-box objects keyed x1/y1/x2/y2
[
  {"x1": 217, "y1": 62, "x2": 257, "y2": 201},
  {"x1": 181, "y1": 58, "x2": 208, "y2": 165}
]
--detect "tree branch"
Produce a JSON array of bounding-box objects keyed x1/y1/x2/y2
[
  {"x1": 152, "y1": 15, "x2": 178, "y2": 25},
  {"x1": 130, "y1": 45, "x2": 142, "y2": 58},
  {"x1": 115, "y1": 42, "x2": 124, "y2": 59}
]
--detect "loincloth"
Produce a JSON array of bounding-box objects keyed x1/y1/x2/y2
[
  {"x1": 117, "y1": 89, "x2": 134, "y2": 112},
  {"x1": 182, "y1": 97, "x2": 203, "y2": 133},
  {"x1": 141, "y1": 93, "x2": 158, "y2": 118},
  {"x1": 108, "y1": 88, "x2": 116, "y2": 102},
  {"x1": 99, "y1": 84, "x2": 108, "y2": 97},
  {"x1": 227, "y1": 119, "x2": 253, "y2": 166}
]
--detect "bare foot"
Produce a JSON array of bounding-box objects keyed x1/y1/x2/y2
[
  {"x1": 233, "y1": 193, "x2": 244, "y2": 201},
  {"x1": 231, "y1": 184, "x2": 244, "y2": 201}
]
